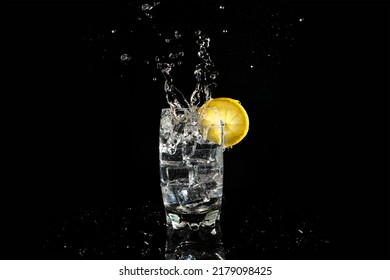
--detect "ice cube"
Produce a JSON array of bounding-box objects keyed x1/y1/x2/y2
[
  {"x1": 205, "y1": 181, "x2": 223, "y2": 198},
  {"x1": 196, "y1": 165, "x2": 222, "y2": 183},
  {"x1": 182, "y1": 140, "x2": 196, "y2": 161},
  {"x1": 175, "y1": 183, "x2": 210, "y2": 208},
  {"x1": 165, "y1": 166, "x2": 190, "y2": 183},
  {"x1": 161, "y1": 186, "x2": 178, "y2": 205},
  {"x1": 160, "y1": 150, "x2": 183, "y2": 162},
  {"x1": 192, "y1": 143, "x2": 217, "y2": 163}
]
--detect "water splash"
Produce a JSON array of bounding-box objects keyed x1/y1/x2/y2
[
  {"x1": 156, "y1": 31, "x2": 217, "y2": 113},
  {"x1": 190, "y1": 32, "x2": 216, "y2": 107},
  {"x1": 141, "y1": 2, "x2": 160, "y2": 19}
]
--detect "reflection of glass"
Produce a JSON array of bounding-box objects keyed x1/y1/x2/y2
[
  {"x1": 159, "y1": 107, "x2": 224, "y2": 230},
  {"x1": 165, "y1": 222, "x2": 225, "y2": 260}
]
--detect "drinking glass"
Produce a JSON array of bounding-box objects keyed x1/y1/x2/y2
[{"x1": 159, "y1": 107, "x2": 224, "y2": 230}]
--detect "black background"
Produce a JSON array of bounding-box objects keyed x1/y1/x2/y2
[{"x1": 1, "y1": 0, "x2": 389, "y2": 260}]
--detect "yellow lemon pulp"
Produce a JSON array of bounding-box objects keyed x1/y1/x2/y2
[{"x1": 198, "y1": 97, "x2": 249, "y2": 148}]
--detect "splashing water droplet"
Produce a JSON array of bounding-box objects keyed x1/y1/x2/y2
[
  {"x1": 120, "y1": 54, "x2": 131, "y2": 61},
  {"x1": 174, "y1": 31, "x2": 181, "y2": 39},
  {"x1": 111, "y1": 29, "x2": 117, "y2": 34},
  {"x1": 157, "y1": 31, "x2": 217, "y2": 114},
  {"x1": 222, "y1": 29, "x2": 228, "y2": 34},
  {"x1": 219, "y1": 6, "x2": 225, "y2": 10},
  {"x1": 141, "y1": 3, "x2": 153, "y2": 11},
  {"x1": 299, "y1": 18, "x2": 304, "y2": 22}
]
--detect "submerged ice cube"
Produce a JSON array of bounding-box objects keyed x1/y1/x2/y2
[
  {"x1": 160, "y1": 150, "x2": 183, "y2": 162},
  {"x1": 175, "y1": 183, "x2": 210, "y2": 208},
  {"x1": 196, "y1": 164, "x2": 222, "y2": 183},
  {"x1": 161, "y1": 185, "x2": 178, "y2": 205},
  {"x1": 164, "y1": 166, "x2": 190, "y2": 183},
  {"x1": 192, "y1": 143, "x2": 218, "y2": 163},
  {"x1": 182, "y1": 140, "x2": 196, "y2": 161}
]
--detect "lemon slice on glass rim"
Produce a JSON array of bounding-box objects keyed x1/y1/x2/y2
[{"x1": 198, "y1": 97, "x2": 249, "y2": 148}]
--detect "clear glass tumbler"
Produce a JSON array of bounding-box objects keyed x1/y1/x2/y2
[{"x1": 159, "y1": 107, "x2": 224, "y2": 230}]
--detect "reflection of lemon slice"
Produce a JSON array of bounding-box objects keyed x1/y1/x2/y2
[{"x1": 198, "y1": 97, "x2": 249, "y2": 148}]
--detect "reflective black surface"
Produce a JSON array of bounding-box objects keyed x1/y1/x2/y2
[
  {"x1": 38, "y1": 197, "x2": 330, "y2": 260},
  {"x1": 1, "y1": 0, "x2": 389, "y2": 260}
]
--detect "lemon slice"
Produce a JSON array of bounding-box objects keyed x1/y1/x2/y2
[{"x1": 198, "y1": 97, "x2": 249, "y2": 148}]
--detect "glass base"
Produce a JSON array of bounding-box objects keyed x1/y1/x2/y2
[
  {"x1": 165, "y1": 221, "x2": 225, "y2": 260},
  {"x1": 165, "y1": 208, "x2": 221, "y2": 230}
]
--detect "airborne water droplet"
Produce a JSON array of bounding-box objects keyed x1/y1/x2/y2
[
  {"x1": 120, "y1": 54, "x2": 131, "y2": 61},
  {"x1": 141, "y1": 3, "x2": 153, "y2": 11},
  {"x1": 157, "y1": 31, "x2": 217, "y2": 110},
  {"x1": 174, "y1": 31, "x2": 181, "y2": 39}
]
